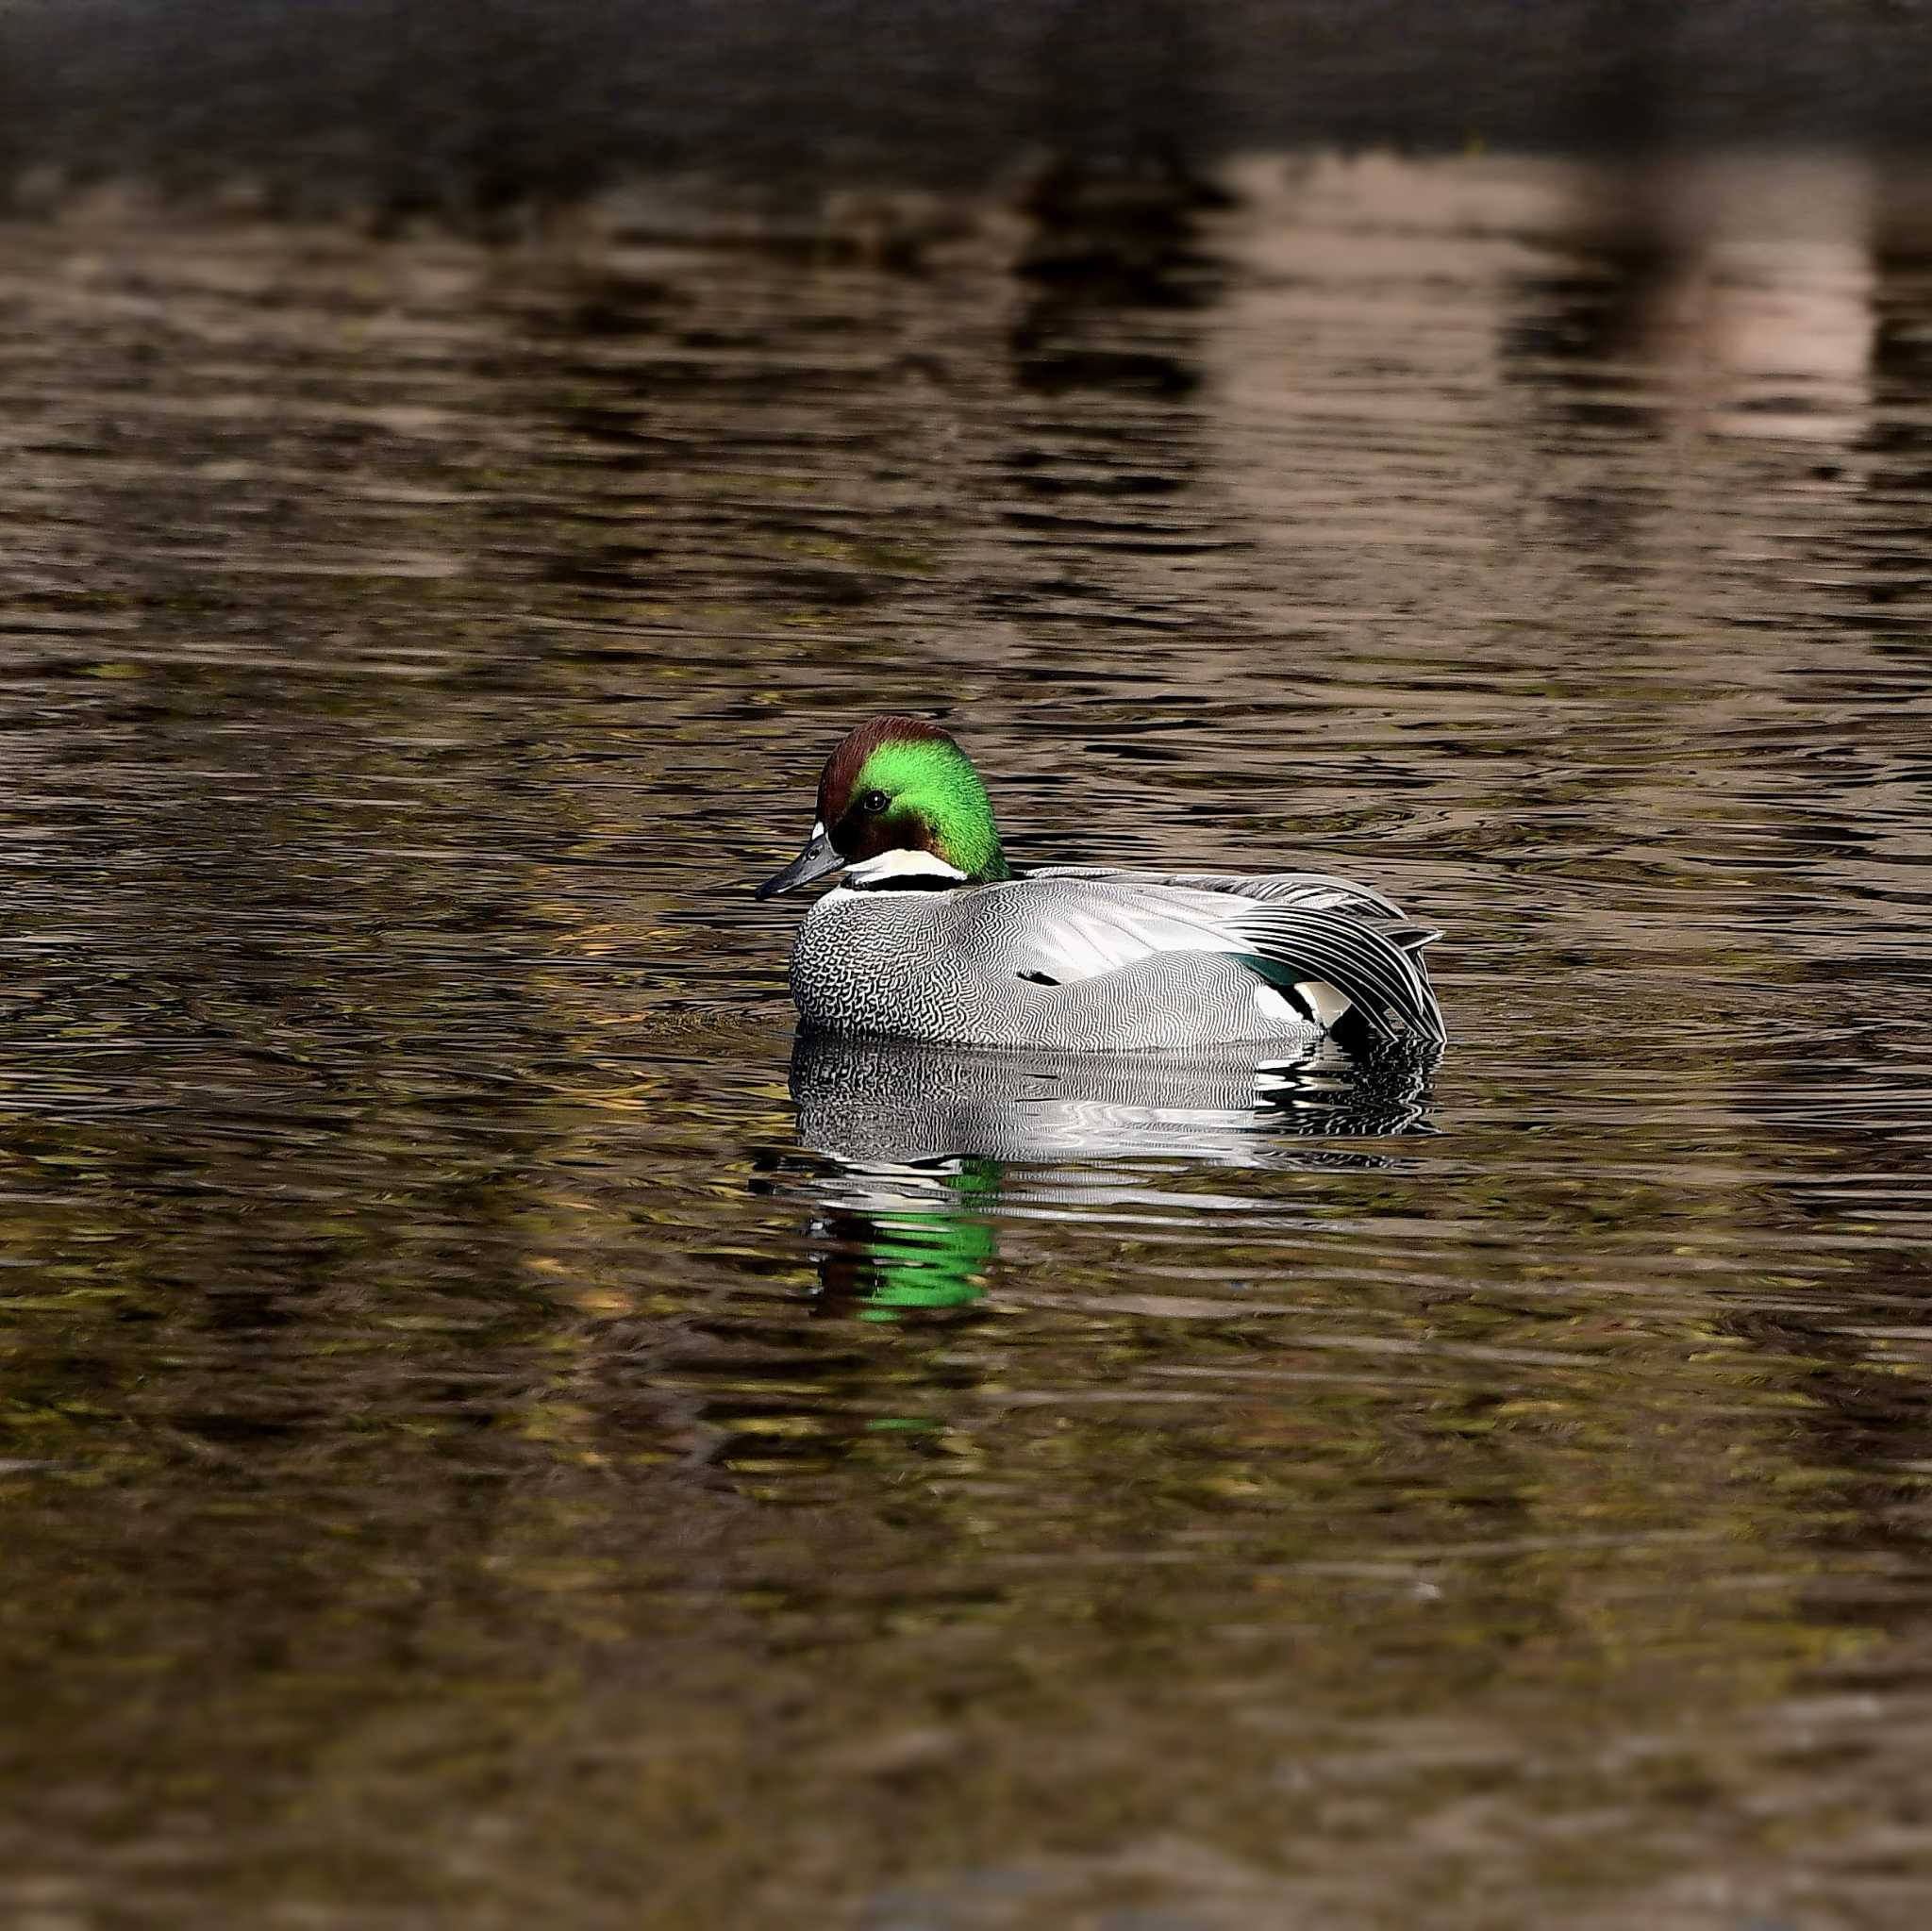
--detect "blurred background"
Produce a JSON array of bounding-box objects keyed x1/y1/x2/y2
[
  {"x1": 12, "y1": 0, "x2": 1932, "y2": 211},
  {"x1": 4, "y1": 6, "x2": 1932, "y2": 1930}
]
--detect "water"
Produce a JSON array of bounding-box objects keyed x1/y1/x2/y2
[{"x1": 2, "y1": 151, "x2": 1932, "y2": 1927}]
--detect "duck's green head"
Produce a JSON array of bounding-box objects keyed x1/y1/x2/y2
[{"x1": 756, "y1": 715, "x2": 1012, "y2": 900}]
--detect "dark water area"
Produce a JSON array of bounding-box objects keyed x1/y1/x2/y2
[
  {"x1": 12, "y1": 0, "x2": 1932, "y2": 218},
  {"x1": 3, "y1": 147, "x2": 1932, "y2": 1926}
]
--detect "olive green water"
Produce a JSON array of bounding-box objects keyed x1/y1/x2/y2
[{"x1": 2, "y1": 152, "x2": 1931, "y2": 1929}]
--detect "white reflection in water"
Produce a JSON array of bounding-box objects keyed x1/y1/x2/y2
[{"x1": 777, "y1": 1031, "x2": 1437, "y2": 1310}]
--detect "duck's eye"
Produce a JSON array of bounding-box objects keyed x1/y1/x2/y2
[{"x1": 859, "y1": 790, "x2": 889, "y2": 814}]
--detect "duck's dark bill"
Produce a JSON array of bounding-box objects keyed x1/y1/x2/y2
[{"x1": 755, "y1": 831, "x2": 844, "y2": 900}]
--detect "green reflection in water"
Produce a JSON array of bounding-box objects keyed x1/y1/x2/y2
[{"x1": 849, "y1": 1158, "x2": 1000, "y2": 1319}]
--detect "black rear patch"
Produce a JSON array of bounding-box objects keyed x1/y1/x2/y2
[{"x1": 1018, "y1": 970, "x2": 1058, "y2": 986}]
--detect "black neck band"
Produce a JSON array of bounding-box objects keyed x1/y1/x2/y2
[{"x1": 846, "y1": 872, "x2": 964, "y2": 894}]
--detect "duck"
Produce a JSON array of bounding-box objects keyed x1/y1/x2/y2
[{"x1": 755, "y1": 715, "x2": 1446, "y2": 1053}]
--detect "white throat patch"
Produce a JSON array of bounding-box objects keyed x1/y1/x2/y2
[{"x1": 845, "y1": 848, "x2": 968, "y2": 889}]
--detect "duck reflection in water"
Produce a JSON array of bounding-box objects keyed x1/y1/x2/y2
[{"x1": 771, "y1": 1030, "x2": 1440, "y2": 1318}]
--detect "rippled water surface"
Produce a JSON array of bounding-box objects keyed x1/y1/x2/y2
[{"x1": 3, "y1": 152, "x2": 1932, "y2": 1928}]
